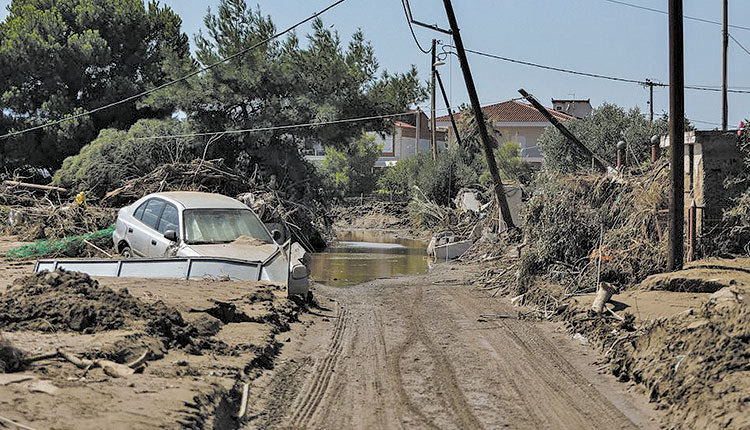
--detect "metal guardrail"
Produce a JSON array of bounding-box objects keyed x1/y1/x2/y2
[{"x1": 34, "y1": 256, "x2": 264, "y2": 282}]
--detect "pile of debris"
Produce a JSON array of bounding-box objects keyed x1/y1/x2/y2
[
  {"x1": 101, "y1": 159, "x2": 330, "y2": 251},
  {"x1": 518, "y1": 163, "x2": 669, "y2": 298},
  {"x1": 332, "y1": 200, "x2": 412, "y2": 230},
  {"x1": 0, "y1": 180, "x2": 115, "y2": 241}
]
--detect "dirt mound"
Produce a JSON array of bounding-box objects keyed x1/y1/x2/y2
[
  {"x1": 333, "y1": 200, "x2": 411, "y2": 230},
  {"x1": 0, "y1": 270, "x2": 206, "y2": 351},
  {"x1": 561, "y1": 286, "x2": 748, "y2": 429},
  {"x1": 0, "y1": 270, "x2": 152, "y2": 333},
  {"x1": 612, "y1": 288, "x2": 747, "y2": 429}
]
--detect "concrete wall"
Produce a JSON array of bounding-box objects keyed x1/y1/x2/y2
[{"x1": 685, "y1": 131, "x2": 744, "y2": 235}]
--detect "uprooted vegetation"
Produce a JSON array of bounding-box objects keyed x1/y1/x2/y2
[
  {"x1": 102, "y1": 159, "x2": 331, "y2": 251},
  {"x1": 0, "y1": 182, "x2": 115, "y2": 242},
  {"x1": 1, "y1": 158, "x2": 332, "y2": 258},
  {"x1": 518, "y1": 163, "x2": 669, "y2": 299}
]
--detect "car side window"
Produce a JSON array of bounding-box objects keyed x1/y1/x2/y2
[
  {"x1": 157, "y1": 204, "x2": 179, "y2": 234},
  {"x1": 133, "y1": 201, "x2": 148, "y2": 220},
  {"x1": 141, "y1": 199, "x2": 166, "y2": 230}
]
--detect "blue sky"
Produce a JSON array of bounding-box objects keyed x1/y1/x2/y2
[{"x1": 2, "y1": 0, "x2": 749, "y2": 129}]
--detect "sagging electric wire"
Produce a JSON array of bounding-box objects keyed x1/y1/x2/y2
[{"x1": 133, "y1": 111, "x2": 415, "y2": 140}]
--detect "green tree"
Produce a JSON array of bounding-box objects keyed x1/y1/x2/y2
[
  {"x1": 53, "y1": 118, "x2": 195, "y2": 196},
  {"x1": 321, "y1": 134, "x2": 382, "y2": 197},
  {"x1": 159, "y1": 0, "x2": 425, "y2": 194},
  {"x1": 0, "y1": 0, "x2": 192, "y2": 169},
  {"x1": 537, "y1": 103, "x2": 669, "y2": 172}
]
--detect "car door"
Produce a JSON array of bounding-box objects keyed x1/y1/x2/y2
[
  {"x1": 132, "y1": 198, "x2": 166, "y2": 256},
  {"x1": 153, "y1": 202, "x2": 180, "y2": 256}
]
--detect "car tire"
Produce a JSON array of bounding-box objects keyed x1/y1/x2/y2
[{"x1": 120, "y1": 246, "x2": 133, "y2": 258}]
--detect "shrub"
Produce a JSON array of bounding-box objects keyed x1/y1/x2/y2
[
  {"x1": 320, "y1": 134, "x2": 382, "y2": 197},
  {"x1": 415, "y1": 147, "x2": 478, "y2": 207},
  {"x1": 377, "y1": 155, "x2": 422, "y2": 196}
]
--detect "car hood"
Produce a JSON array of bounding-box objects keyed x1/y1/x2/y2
[{"x1": 179, "y1": 242, "x2": 280, "y2": 263}]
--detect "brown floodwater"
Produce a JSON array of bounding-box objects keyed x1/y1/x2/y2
[{"x1": 309, "y1": 230, "x2": 429, "y2": 287}]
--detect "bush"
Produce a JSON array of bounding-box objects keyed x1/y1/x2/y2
[
  {"x1": 53, "y1": 119, "x2": 197, "y2": 197},
  {"x1": 478, "y1": 142, "x2": 535, "y2": 186},
  {"x1": 320, "y1": 134, "x2": 382, "y2": 197},
  {"x1": 377, "y1": 155, "x2": 421, "y2": 196},
  {"x1": 415, "y1": 147, "x2": 478, "y2": 207}
]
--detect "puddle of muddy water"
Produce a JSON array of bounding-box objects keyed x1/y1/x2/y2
[{"x1": 309, "y1": 230, "x2": 428, "y2": 287}]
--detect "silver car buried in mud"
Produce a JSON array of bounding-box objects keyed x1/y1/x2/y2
[{"x1": 111, "y1": 191, "x2": 310, "y2": 295}]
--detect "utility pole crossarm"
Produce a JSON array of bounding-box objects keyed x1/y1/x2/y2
[{"x1": 517, "y1": 88, "x2": 608, "y2": 172}]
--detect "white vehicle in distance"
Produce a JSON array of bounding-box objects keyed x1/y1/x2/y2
[{"x1": 112, "y1": 191, "x2": 309, "y2": 295}]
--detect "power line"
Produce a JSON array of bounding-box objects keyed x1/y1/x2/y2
[
  {"x1": 600, "y1": 0, "x2": 750, "y2": 32},
  {"x1": 461, "y1": 47, "x2": 750, "y2": 94},
  {"x1": 464, "y1": 48, "x2": 657, "y2": 86},
  {"x1": 401, "y1": 0, "x2": 431, "y2": 54},
  {"x1": 133, "y1": 111, "x2": 414, "y2": 140},
  {"x1": 0, "y1": 0, "x2": 347, "y2": 141},
  {"x1": 729, "y1": 33, "x2": 750, "y2": 57}
]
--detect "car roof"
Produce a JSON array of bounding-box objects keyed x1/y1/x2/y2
[{"x1": 148, "y1": 191, "x2": 248, "y2": 210}]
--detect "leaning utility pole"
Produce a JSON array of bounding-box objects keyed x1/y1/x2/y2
[
  {"x1": 430, "y1": 39, "x2": 438, "y2": 160},
  {"x1": 442, "y1": 0, "x2": 516, "y2": 230},
  {"x1": 519, "y1": 88, "x2": 607, "y2": 173},
  {"x1": 668, "y1": 0, "x2": 685, "y2": 271},
  {"x1": 722, "y1": 0, "x2": 728, "y2": 131},
  {"x1": 435, "y1": 70, "x2": 462, "y2": 147}
]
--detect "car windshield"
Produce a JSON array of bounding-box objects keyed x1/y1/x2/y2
[{"x1": 183, "y1": 209, "x2": 273, "y2": 245}]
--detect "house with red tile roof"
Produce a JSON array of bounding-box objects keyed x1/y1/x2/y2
[
  {"x1": 371, "y1": 110, "x2": 447, "y2": 168},
  {"x1": 436, "y1": 99, "x2": 576, "y2": 167}
]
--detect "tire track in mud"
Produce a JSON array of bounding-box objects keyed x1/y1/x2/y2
[
  {"x1": 388, "y1": 284, "x2": 483, "y2": 429},
  {"x1": 287, "y1": 306, "x2": 349, "y2": 428},
  {"x1": 449, "y1": 287, "x2": 639, "y2": 429}
]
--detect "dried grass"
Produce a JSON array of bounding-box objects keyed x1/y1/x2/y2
[{"x1": 519, "y1": 162, "x2": 670, "y2": 295}]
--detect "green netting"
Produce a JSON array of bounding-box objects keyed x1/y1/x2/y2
[{"x1": 4, "y1": 226, "x2": 115, "y2": 260}]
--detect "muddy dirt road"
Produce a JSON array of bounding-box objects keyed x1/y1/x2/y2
[{"x1": 247, "y1": 263, "x2": 659, "y2": 429}]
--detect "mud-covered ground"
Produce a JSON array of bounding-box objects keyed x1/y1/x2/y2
[
  {"x1": 0, "y1": 262, "x2": 306, "y2": 429},
  {"x1": 245, "y1": 262, "x2": 661, "y2": 429},
  {"x1": 559, "y1": 258, "x2": 749, "y2": 430}
]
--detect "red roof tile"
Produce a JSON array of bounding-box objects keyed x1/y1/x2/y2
[{"x1": 435, "y1": 100, "x2": 574, "y2": 123}]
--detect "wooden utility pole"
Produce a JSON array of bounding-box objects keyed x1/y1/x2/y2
[
  {"x1": 441, "y1": 0, "x2": 516, "y2": 231},
  {"x1": 435, "y1": 70, "x2": 462, "y2": 147},
  {"x1": 646, "y1": 79, "x2": 655, "y2": 121},
  {"x1": 668, "y1": 0, "x2": 685, "y2": 271},
  {"x1": 518, "y1": 89, "x2": 607, "y2": 172},
  {"x1": 722, "y1": 0, "x2": 728, "y2": 131},
  {"x1": 415, "y1": 108, "x2": 420, "y2": 155},
  {"x1": 430, "y1": 39, "x2": 438, "y2": 160}
]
